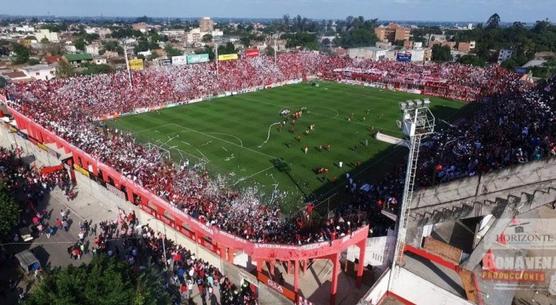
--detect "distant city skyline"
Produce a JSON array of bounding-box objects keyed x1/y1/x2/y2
[{"x1": 2, "y1": 0, "x2": 555, "y2": 23}]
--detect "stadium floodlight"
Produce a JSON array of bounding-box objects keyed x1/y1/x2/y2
[
  {"x1": 389, "y1": 97, "x2": 435, "y2": 291},
  {"x1": 415, "y1": 99, "x2": 423, "y2": 107}
]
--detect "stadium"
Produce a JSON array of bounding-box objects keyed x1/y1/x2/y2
[{"x1": 2, "y1": 50, "x2": 556, "y2": 305}]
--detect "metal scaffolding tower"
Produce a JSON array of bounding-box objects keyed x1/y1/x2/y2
[{"x1": 388, "y1": 98, "x2": 435, "y2": 286}]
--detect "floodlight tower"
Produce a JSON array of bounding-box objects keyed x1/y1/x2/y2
[{"x1": 388, "y1": 98, "x2": 435, "y2": 285}]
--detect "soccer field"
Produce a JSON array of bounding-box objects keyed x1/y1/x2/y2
[{"x1": 107, "y1": 81, "x2": 463, "y2": 214}]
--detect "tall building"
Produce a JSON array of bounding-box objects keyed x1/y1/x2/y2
[
  {"x1": 374, "y1": 23, "x2": 411, "y2": 43},
  {"x1": 199, "y1": 17, "x2": 215, "y2": 32}
]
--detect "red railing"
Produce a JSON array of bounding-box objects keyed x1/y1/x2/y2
[{"x1": 8, "y1": 105, "x2": 369, "y2": 261}]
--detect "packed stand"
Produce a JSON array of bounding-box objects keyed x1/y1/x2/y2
[
  {"x1": 92, "y1": 210, "x2": 258, "y2": 305},
  {"x1": 3, "y1": 52, "x2": 549, "y2": 245}
]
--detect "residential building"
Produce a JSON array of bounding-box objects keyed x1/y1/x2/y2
[
  {"x1": 1, "y1": 70, "x2": 32, "y2": 82},
  {"x1": 132, "y1": 22, "x2": 150, "y2": 33},
  {"x1": 20, "y1": 64, "x2": 56, "y2": 81},
  {"x1": 65, "y1": 45, "x2": 77, "y2": 53},
  {"x1": 457, "y1": 42, "x2": 471, "y2": 53},
  {"x1": 374, "y1": 23, "x2": 411, "y2": 43},
  {"x1": 199, "y1": 17, "x2": 215, "y2": 32},
  {"x1": 14, "y1": 25, "x2": 34, "y2": 33},
  {"x1": 498, "y1": 49, "x2": 513, "y2": 63},
  {"x1": 348, "y1": 47, "x2": 388, "y2": 61},
  {"x1": 94, "y1": 57, "x2": 107, "y2": 65},
  {"x1": 375, "y1": 41, "x2": 393, "y2": 49},
  {"x1": 64, "y1": 53, "x2": 93, "y2": 67},
  {"x1": 186, "y1": 28, "x2": 204, "y2": 46},
  {"x1": 34, "y1": 29, "x2": 59, "y2": 42},
  {"x1": 211, "y1": 29, "x2": 224, "y2": 37},
  {"x1": 86, "y1": 44, "x2": 100, "y2": 56}
]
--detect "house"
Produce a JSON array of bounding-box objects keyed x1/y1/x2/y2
[
  {"x1": 498, "y1": 49, "x2": 513, "y2": 63},
  {"x1": 132, "y1": 22, "x2": 150, "y2": 33},
  {"x1": 64, "y1": 53, "x2": 93, "y2": 67},
  {"x1": 374, "y1": 23, "x2": 411, "y2": 43},
  {"x1": 1, "y1": 70, "x2": 33, "y2": 82},
  {"x1": 45, "y1": 55, "x2": 63, "y2": 65},
  {"x1": 102, "y1": 51, "x2": 120, "y2": 59},
  {"x1": 20, "y1": 64, "x2": 56, "y2": 81},
  {"x1": 65, "y1": 45, "x2": 77, "y2": 53},
  {"x1": 348, "y1": 47, "x2": 388, "y2": 61},
  {"x1": 34, "y1": 29, "x2": 59, "y2": 43},
  {"x1": 85, "y1": 44, "x2": 100, "y2": 56},
  {"x1": 94, "y1": 57, "x2": 107, "y2": 65}
]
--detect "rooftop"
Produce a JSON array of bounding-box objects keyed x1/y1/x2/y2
[{"x1": 64, "y1": 53, "x2": 93, "y2": 62}]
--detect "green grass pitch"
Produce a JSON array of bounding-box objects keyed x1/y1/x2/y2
[{"x1": 107, "y1": 81, "x2": 463, "y2": 214}]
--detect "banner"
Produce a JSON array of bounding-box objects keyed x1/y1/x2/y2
[
  {"x1": 257, "y1": 272, "x2": 296, "y2": 301},
  {"x1": 244, "y1": 49, "x2": 260, "y2": 58},
  {"x1": 396, "y1": 52, "x2": 412, "y2": 62},
  {"x1": 159, "y1": 59, "x2": 172, "y2": 66},
  {"x1": 73, "y1": 163, "x2": 90, "y2": 177},
  {"x1": 186, "y1": 53, "x2": 210, "y2": 64},
  {"x1": 218, "y1": 53, "x2": 238, "y2": 61},
  {"x1": 129, "y1": 58, "x2": 144, "y2": 71},
  {"x1": 171, "y1": 55, "x2": 187, "y2": 66},
  {"x1": 40, "y1": 164, "x2": 64, "y2": 175}
]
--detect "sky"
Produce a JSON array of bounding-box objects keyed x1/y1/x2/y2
[{"x1": 3, "y1": 0, "x2": 556, "y2": 22}]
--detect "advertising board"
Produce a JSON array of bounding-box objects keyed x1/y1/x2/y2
[
  {"x1": 171, "y1": 55, "x2": 187, "y2": 66},
  {"x1": 129, "y1": 58, "x2": 144, "y2": 71},
  {"x1": 218, "y1": 53, "x2": 239, "y2": 61},
  {"x1": 186, "y1": 53, "x2": 210, "y2": 64},
  {"x1": 244, "y1": 49, "x2": 260, "y2": 58},
  {"x1": 396, "y1": 52, "x2": 412, "y2": 62}
]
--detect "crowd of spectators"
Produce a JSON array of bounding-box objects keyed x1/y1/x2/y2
[
  {"x1": 92, "y1": 210, "x2": 257, "y2": 305},
  {"x1": 3, "y1": 52, "x2": 553, "y2": 245},
  {"x1": 0, "y1": 146, "x2": 73, "y2": 242},
  {"x1": 346, "y1": 75, "x2": 556, "y2": 223}
]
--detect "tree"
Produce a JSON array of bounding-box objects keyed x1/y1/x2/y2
[
  {"x1": 82, "y1": 64, "x2": 112, "y2": 75},
  {"x1": 432, "y1": 45, "x2": 453, "y2": 62},
  {"x1": 164, "y1": 45, "x2": 182, "y2": 57},
  {"x1": 458, "y1": 54, "x2": 486, "y2": 66},
  {"x1": 75, "y1": 38, "x2": 87, "y2": 51},
  {"x1": 486, "y1": 13, "x2": 501, "y2": 29},
  {"x1": 102, "y1": 40, "x2": 124, "y2": 55},
  {"x1": 240, "y1": 36, "x2": 251, "y2": 48},
  {"x1": 28, "y1": 58, "x2": 40, "y2": 65},
  {"x1": 24, "y1": 255, "x2": 171, "y2": 305},
  {"x1": 0, "y1": 76, "x2": 7, "y2": 88},
  {"x1": 282, "y1": 33, "x2": 318, "y2": 50},
  {"x1": 265, "y1": 46, "x2": 275, "y2": 56},
  {"x1": 196, "y1": 46, "x2": 215, "y2": 60},
  {"x1": 202, "y1": 34, "x2": 213, "y2": 43},
  {"x1": 217, "y1": 42, "x2": 236, "y2": 55},
  {"x1": 0, "y1": 183, "x2": 19, "y2": 238},
  {"x1": 134, "y1": 39, "x2": 151, "y2": 53},
  {"x1": 11, "y1": 43, "x2": 30, "y2": 64},
  {"x1": 56, "y1": 60, "x2": 76, "y2": 78}
]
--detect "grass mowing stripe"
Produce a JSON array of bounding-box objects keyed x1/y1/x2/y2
[{"x1": 107, "y1": 82, "x2": 464, "y2": 214}]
